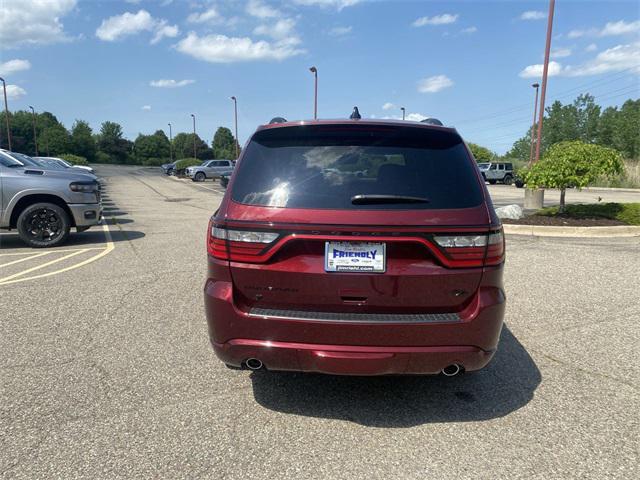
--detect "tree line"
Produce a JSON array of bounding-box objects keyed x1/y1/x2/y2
[{"x1": 0, "y1": 110, "x2": 240, "y2": 166}]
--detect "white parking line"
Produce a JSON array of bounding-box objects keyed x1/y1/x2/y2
[
  {"x1": 0, "y1": 247, "x2": 105, "y2": 257},
  {"x1": 0, "y1": 249, "x2": 88, "y2": 283}
]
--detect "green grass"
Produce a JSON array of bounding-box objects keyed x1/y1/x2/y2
[{"x1": 537, "y1": 203, "x2": 640, "y2": 225}]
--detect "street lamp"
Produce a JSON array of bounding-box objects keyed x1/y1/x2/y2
[
  {"x1": 528, "y1": 83, "x2": 540, "y2": 165},
  {"x1": 190, "y1": 114, "x2": 197, "y2": 159},
  {"x1": 534, "y1": 0, "x2": 556, "y2": 163},
  {"x1": 400, "y1": 107, "x2": 406, "y2": 121},
  {"x1": 167, "y1": 123, "x2": 173, "y2": 161},
  {"x1": 230, "y1": 96, "x2": 239, "y2": 159},
  {"x1": 29, "y1": 105, "x2": 38, "y2": 156},
  {"x1": 309, "y1": 66, "x2": 318, "y2": 120},
  {"x1": 0, "y1": 77, "x2": 12, "y2": 151}
]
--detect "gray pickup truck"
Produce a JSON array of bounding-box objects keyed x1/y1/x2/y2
[{"x1": 0, "y1": 149, "x2": 102, "y2": 248}]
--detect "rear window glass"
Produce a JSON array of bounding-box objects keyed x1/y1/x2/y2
[{"x1": 231, "y1": 125, "x2": 483, "y2": 210}]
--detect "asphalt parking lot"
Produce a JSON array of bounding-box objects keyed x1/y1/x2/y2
[{"x1": 1, "y1": 164, "x2": 638, "y2": 479}]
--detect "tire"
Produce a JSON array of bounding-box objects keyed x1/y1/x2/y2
[
  {"x1": 488, "y1": 179, "x2": 496, "y2": 185},
  {"x1": 515, "y1": 179, "x2": 525, "y2": 188},
  {"x1": 17, "y1": 203, "x2": 71, "y2": 248},
  {"x1": 195, "y1": 172, "x2": 206, "y2": 182},
  {"x1": 168, "y1": 169, "x2": 175, "y2": 176},
  {"x1": 503, "y1": 175, "x2": 513, "y2": 186}
]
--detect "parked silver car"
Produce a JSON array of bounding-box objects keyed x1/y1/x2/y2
[
  {"x1": 0, "y1": 149, "x2": 102, "y2": 247},
  {"x1": 186, "y1": 160, "x2": 234, "y2": 182},
  {"x1": 36, "y1": 156, "x2": 95, "y2": 175}
]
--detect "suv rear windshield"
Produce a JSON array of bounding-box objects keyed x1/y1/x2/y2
[{"x1": 231, "y1": 125, "x2": 483, "y2": 210}]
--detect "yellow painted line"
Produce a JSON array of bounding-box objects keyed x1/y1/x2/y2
[
  {"x1": 0, "y1": 251, "x2": 51, "y2": 268},
  {"x1": 0, "y1": 247, "x2": 105, "y2": 257},
  {"x1": 0, "y1": 223, "x2": 115, "y2": 286}
]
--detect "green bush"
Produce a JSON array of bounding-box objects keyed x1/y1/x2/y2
[
  {"x1": 95, "y1": 151, "x2": 112, "y2": 164},
  {"x1": 59, "y1": 154, "x2": 89, "y2": 165},
  {"x1": 538, "y1": 203, "x2": 640, "y2": 225},
  {"x1": 142, "y1": 157, "x2": 171, "y2": 166},
  {"x1": 174, "y1": 158, "x2": 201, "y2": 170}
]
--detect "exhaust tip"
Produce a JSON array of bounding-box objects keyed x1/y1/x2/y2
[
  {"x1": 245, "y1": 358, "x2": 263, "y2": 370},
  {"x1": 442, "y1": 364, "x2": 462, "y2": 377}
]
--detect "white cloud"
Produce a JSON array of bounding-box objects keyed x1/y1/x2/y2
[
  {"x1": 413, "y1": 14, "x2": 458, "y2": 27},
  {"x1": 568, "y1": 19, "x2": 640, "y2": 38},
  {"x1": 246, "y1": 0, "x2": 282, "y2": 18},
  {"x1": 382, "y1": 102, "x2": 396, "y2": 111},
  {"x1": 5, "y1": 85, "x2": 27, "y2": 100},
  {"x1": 151, "y1": 21, "x2": 179, "y2": 44},
  {"x1": 521, "y1": 43, "x2": 640, "y2": 78},
  {"x1": 328, "y1": 26, "x2": 352, "y2": 36},
  {"x1": 293, "y1": 0, "x2": 360, "y2": 10},
  {"x1": 175, "y1": 32, "x2": 304, "y2": 63},
  {"x1": 149, "y1": 79, "x2": 195, "y2": 88},
  {"x1": 187, "y1": 7, "x2": 222, "y2": 24},
  {"x1": 460, "y1": 26, "x2": 477, "y2": 34},
  {"x1": 520, "y1": 11, "x2": 546, "y2": 21},
  {"x1": 0, "y1": 0, "x2": 76, "y2": 48},
  {"x1": 417, "y1": 75, "x2": 454, "y2": 93},
  {"x1": 405, "y1": 113, "x2": 428, "y2": 122},
  {"x1": 585, "y1": 43, "x2": 598, "y2": 52},
  {"x1": 518, "y1": 61, "x2": 563, "y2": 78},
  {"x1": 142, "y1": 105, "x2": 152, "y2": 111},
  {"x1": 551, "y1": 47, "x2": 572, "y2": 59},
  {"x1": 0, "y1": 59, "x2": 31, "y2": 76},
  {"x1": 254, "y1": 18, "x2": 297, "y2": 39},
  {"x1": 96, "y1": 9, "x2": 178, "y2": 44}
]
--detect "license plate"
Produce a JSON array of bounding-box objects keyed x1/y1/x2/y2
[{"x1": 325, "y1": 241, "x2": 386, "y2": 273}]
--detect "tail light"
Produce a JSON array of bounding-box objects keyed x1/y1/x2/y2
[
  {"x1": 433, "y1": 229, "x2": 504, "y2": 267},
  {"x1": 207, "y1": 222, "x2": 279, "y2": 262}
]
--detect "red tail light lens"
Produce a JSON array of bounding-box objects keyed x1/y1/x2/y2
[
  {"x1": 207, "y1": 223, "x2": 279, "y2": 262},
  {"x1": 433, "y1": 229, "x2": 504, "y2": 267}
]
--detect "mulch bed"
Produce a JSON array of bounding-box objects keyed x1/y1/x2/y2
[{"x1": 502, "y1": 215, "x2": 626, "y2": 226}]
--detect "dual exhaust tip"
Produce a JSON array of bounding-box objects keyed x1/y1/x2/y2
[{"x1": 243, "y1": 358, "x2": 463, "y2": 376}]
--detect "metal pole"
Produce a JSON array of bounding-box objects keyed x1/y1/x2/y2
[
  {"x1": 0, "y1": 77, "x2": 12, "y2": 151},
  {"x1": 29, "y1": 105, "x2": 38, "y2": 156},
  {"x1": 231, "y1": 96, "x2": 239, "y2": 158},
  {"x1": 401, "y1": 107, "x2": 406, "y2": 121},
  {"x1": 167, "y1": 123, "x2": 173, "y2": 161},
  {"x1": 191, "y1": 114, "x2": 197, "y2": 159},
  {"x1": 309, "y1": 67, "x2": 318, "y2": 119},
  {"x1": 534, "y1": 0, "x2": 555, "y2": 163},
  {"x1": 529, "y1": 83, "x2": 539, "y2": 165}
]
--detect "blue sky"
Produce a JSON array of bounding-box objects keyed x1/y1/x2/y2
[{"x1": 1, "y1": 0, "x2": 638, "y2": 153}]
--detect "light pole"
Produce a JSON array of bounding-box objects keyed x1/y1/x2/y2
[
  {"x1": 534, "y1": 0, "x2": 555, "y2": 163},
  {"x1": 29, "y1": 105, "x2": 38, "y2": 156},
  {"x1": 230, "y1": 96, "x2": 239, "y2": 159},
  {"x1": 0, "y1": 77, "x2": 11, "y2": 151},
  {"x1": 528, "y1": 83, "x2": 540, "y2": 165},
  {"x1": 400, "y1": 107, "x2": 406, "y2": 121},
  {"x1": 190, "y1": 114, "x2": 197, "y2": 159},
  {"x1": 309, "y1": 66, "x2": 318, "y2": 120},
  {"x1": 167, "y1": 123, "x2": 173, "y2": 161}
]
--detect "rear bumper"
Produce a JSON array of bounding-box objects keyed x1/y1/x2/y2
[
  {"x1": 205, "y1": 277, "x2": 505, "y2": 376},
  {"x1": 68, "y1": 203, "x2": 102, "y2": 227}
]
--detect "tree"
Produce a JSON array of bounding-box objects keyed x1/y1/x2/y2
[
  {"x1": 212, "y1": 127, "x2": 239, "y2": 159},
  {"x1": 70, "y1": 120, "x2": 96, "y2": 162},
  {"x1": 134, "y1": 130, "x2": 170, "y2": 163},
  {"x1": 467, "y1": 142, "x2": 495, "y2": 162},
  {"x1": 96, "y1": 121, "x2": 131, "y2": 163},
  {"x1": 614, "y1": 99, "x2": 640, "y2": 160},
  {"x1": 172, "y1": 132, "x2": 209, "y2": 160},
  {"x1": 39, "y1": 124, "x2": 71, "y2": 155},
  {"x1": 525, "y1": 141, "x2": 623, "y2": 212}
]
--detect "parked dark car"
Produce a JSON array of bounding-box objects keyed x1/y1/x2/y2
[
  {"x1": 204, "y1": 117, "x2": 505, "y2": 376},
  {"x1": 161, "y1": 161, "x2": 178, "y2": 175}
]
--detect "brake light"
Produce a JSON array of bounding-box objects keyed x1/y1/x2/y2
[
  {"x1": 207, "y1": 222, "x2": 279, "y2": 262},
  {"x1": 433, "y1": 229, "x2": 504, "y2": 267}
]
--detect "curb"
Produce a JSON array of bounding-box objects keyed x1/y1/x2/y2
[
  {"x1": 582, "y1": 187, "x2": 640, "y2": 194},
  {"x1": 503, "y1": 224, "x2": 640, "y2": 238}
]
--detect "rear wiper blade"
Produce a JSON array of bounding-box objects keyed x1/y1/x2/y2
[{"x1": 351, "y1": 194, "x2": 430, "y2": 205}]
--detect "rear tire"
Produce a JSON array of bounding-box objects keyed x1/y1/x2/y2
[
  {"x1": 17, "y1": 203, "x2": 71, "y2": 248},
  {"x1": 503, "y1": 175, "x2": 513, "y2": 186}
]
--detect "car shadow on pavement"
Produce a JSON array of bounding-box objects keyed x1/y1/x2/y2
[
  {"x1": 0, "y1": 229, "x2": 145, "y2": 249},
  {"x1": 249, "y1": 326, "x2": 540, "y2": 427}
]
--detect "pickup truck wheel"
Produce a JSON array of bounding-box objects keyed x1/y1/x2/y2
[
  {"x1": 17, "y1": 203, "x2": 71, "y2": 248},
  {"x1": 195, "y1": 172, "x2": 206, "y2": 182},
  {"x1": 503, "y1": 175, "x2": 513, "y2": 186}
]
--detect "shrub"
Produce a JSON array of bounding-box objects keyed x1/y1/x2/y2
[
  {"x1": 59, "y1": 154, "x2": 89, "y2": 165},
  {"x1": 95, "y1": 151, "x2": 112, "y2": 164},
  {"x1": 174, "y1": 158, "x2": 201, "y2": 170},
  {"x1": 538, "y1": 203, "x2": 640, "y2": 225}
]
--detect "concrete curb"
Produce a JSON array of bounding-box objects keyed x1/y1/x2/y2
[
  {"x1": 503, "y1": 224, "x2": 640, "y2": 238},
  {"x1": 582, "y1": 187, "x2": 640, "y2": 194}
]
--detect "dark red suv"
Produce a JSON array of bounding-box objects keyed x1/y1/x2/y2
[{"x1": 205, "y1": 118, "x2": 505, "y2": 376}]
